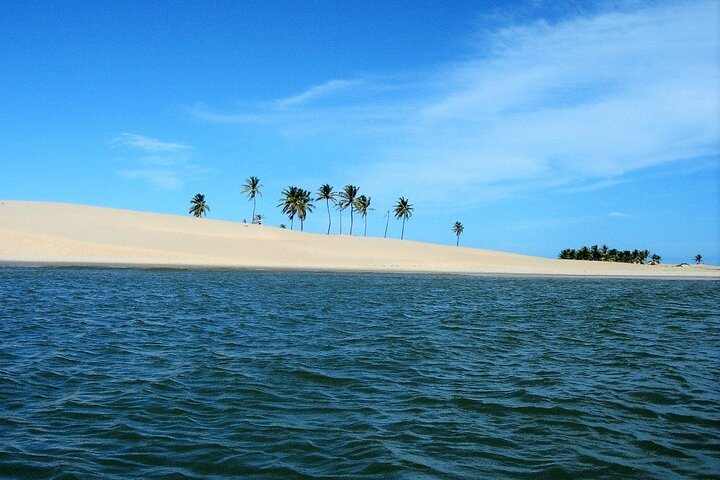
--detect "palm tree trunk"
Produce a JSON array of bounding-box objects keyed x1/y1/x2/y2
[
  {"x1": 456, "y1": 235, "x2": 459, "y2": 247},
  {"x1": 339, "y1": 209, "x2": 342, "y2": 234},
  {"x1": 326, "y1": 200, "x2": 331, "y2": 235},
  {"x1": 301, "y1": 219, "x2": 304, "y2": 232},
  {"x1": 252, "y1": 197, "x2": 256, "y2": 220},
  {"x1": 384, "y1": 211, "x2": 389, "y2": 238},
  {"x1": 364, "y1": 216, "x2": 367, "y2": 237},
  {"x1": 291, "y1": 217, "x2": 294, "y2": 230},
  {"x1": 401, "y1": 217, "x2": 405, "y2": 240},
  {"x1": 349, "y1": 206, "x2": 354, "y2": 235}
]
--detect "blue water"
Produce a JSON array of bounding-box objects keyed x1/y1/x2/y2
[{"x1": 1, "y1": 268, "x2": 719, "y2": 479}]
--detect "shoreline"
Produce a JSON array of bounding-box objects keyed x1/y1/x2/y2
[
  {"x1": 1, "y1": 201, "x2": 718, "y2": 279},
  {"x1": 2, "y1": 260, "x2": 719, "y2": 280}
]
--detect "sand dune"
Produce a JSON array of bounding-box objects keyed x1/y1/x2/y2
[{"x1": 0, "y1": 201, "x2": 717, "y2": 278}]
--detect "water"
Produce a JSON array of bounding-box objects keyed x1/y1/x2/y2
[{"x1": 1, "y1": 268, "x2": 718, "y2": 479}]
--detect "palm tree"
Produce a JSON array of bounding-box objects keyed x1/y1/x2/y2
[
  {"x1": 279, "y1": 186, "x2": 300, "y2": 230},
  {"x1": 316, "y1": 184, "x2": 336, "y2": 235},
  {"x1": 336, "y1": 201, "x2": 346, "y2": 234},
  {"x1": 242, "y1": 176, "x2": 262, "y2": 221},
  {"x1": 338, "y1": 184, "x2": 360, "y2": 235},
  {"x1": 695, "y1": 254, "x2": 703, "y2": 264},
  {"x1": 354, "y1": 195, "x2": 372, "y2": 236},
  {"x1": 383, "y1": 210, "x2": 390, "y2": 238},
  {"x1": 393, "y1": 197, "x2": 413, "y2": 240},
  {"x1": 296, "y1": 189, "x2": 315, "y2": 232},
  {"x1": 453, "y1": 221, "x2": 464, "y2": 246},
  {"x1": 189, "y1": 194, "x2": 209, "y2": 218}
]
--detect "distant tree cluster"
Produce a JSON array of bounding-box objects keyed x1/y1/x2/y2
[
  {"x1": 559, "y1": 245, "x2": 661, "y2": 264},
  {"x1": 188, "y1": 177, "x2": 421, "y2": 241}
]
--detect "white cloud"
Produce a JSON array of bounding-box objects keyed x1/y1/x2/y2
[
  {"x1": 114, "y1": 133, "x2": 192, "y2": 152},
  {"x1": 607, "y1": 211, "x2": 630, "y2": 218},
  {"x1": 113, "y1": 133, "x2": 205, "y2": 190},
  {"x1": 192, "y1": 0, "x2": 720, "y2": 205},
  {"x1": 274, "y1": 79, "x2": 365, "y2": 107}
]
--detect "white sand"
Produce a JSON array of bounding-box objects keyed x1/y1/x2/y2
[{"x1": 0, "y1": 201, "x2": 717, "y2": 278}]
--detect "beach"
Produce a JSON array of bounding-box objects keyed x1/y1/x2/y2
[{"x1": 1, "y1": 200, "x2": 717, "y2": 278}]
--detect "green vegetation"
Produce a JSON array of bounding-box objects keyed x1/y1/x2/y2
[
  {"x1": 558, "y1": 245, "x2": 657, "y2": 264},
  {"x1": 354, "y1": 195, "x2": 372, "y2": 236},
  {"x1": 296, "y1": 189, "x2": 314, "y2": 231},
  {"x1": 242, "y1": 176, "x2": 262, "y2": 221},
  {"x1": 394, "y1": 197, "x2": 413, "y2": 240},
  {"x1": 338, "y1": 185, "x2": 360, "y2": 235},
  {"x1": 278, "y1": 186, "x2": 314, "y2": 231},
  {"x1": 453, "y1": 221, "x2": 464, "y2": 246},
  {"x1": 695, "y1": 254, "x2": 703, "y2": 264},
  {"x1": 335, "y1": 199, "x2": 346, "y2": 234},
  {"x1": 189, "y1": 194, "x2": 209, "y2": 218},
  {"x1": 189, "y1": 176, "x2": 472, "y2": 246},
  {"x1": 316, "y1": 184, "x2": 336, "y2": 235}
]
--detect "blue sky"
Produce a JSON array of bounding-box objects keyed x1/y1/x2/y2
[{"x1": 1, "y1": 0, "x2": 719, "y2": 263}]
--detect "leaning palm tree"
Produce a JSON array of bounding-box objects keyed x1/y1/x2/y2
[
  {"x1": 354, "y1": 195, "x2": 372, "y2": 236},
  {"x1": 189, "y1": 194, "x2": 209, "y2": 218},
  {"x1": 393, "y1": 197, "x2": 413, "y2": 240},
  {"x1": 338, "y1": 184, "x2": 360, "y2": 235},
  {"x1": 453, "y1": 221, "x2": 464, "y2": 246},
  {"x1": 316, "y1": 184, "x2": 336, "y2": 235},
  {"x1": 278, "y1": 186, "x2": 300, "y2": 229},
  {"x1": 242, "y1": 176, "x2": 262, "y2": 221},
  {"x1": 296, "y1": 189, "x2": 315, "y2": 232}
]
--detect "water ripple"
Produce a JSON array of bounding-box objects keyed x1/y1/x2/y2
[{"x1": 0, "y1": 268, "x2": 718, "y2": 479}]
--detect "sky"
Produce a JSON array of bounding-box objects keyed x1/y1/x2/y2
[{"x1": 1, "y1": 0, "x2": 719, "y2": 263}]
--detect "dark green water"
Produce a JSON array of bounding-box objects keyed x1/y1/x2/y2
[{"x1": 1, "y1": 268, "x2": 718, "y2": 479}]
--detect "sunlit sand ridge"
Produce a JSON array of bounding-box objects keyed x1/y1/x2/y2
[{"x1": 1, "y1": 201, "x2": 717, "y2": 277}]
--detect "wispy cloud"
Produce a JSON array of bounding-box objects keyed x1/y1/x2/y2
[
  {"x1": 191, "y1": 0, "x2": 719, "y2": 205},
  {"x1": 607, "y1": 211, "x2": 630, "y2": 218},
  {"x1": 114, "y1": 133, "x2": 192, "y2": 153},
  {"x1": 113, "y1": 133, "x2": 206, "y2": 190},
  {"x1": 274, "y1": 79, "x2": 365, "y2": 107}
]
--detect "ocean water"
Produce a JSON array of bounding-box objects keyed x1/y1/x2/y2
[{"x1": 0, "y1": 268, "x2": 718, "y2": 479}]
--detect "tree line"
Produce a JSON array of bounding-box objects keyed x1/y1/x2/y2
[
  {"x1": 559, "y1": 245, "x2": 660, "y2": 264},
  {"x1": 189, "y1": 177, "x2": 466, "y2": 244}
]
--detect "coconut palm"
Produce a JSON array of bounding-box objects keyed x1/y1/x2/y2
[
  {"x1": 695, "y1": 254, "x2": 703, "y2": 264},
  {"x1": 338, "y1": 184, "x2": 360, "y2": 235},
  {"x1": 278, "y1": 186, "x2": 300, "y2": 230},
  {"x1": 316, "y1": 184, "x2": 336, "y2": 235},
  {"x1": 242, "y1": 176, "x2": 262, "y2": 221},
  {"x1": 354, "y1": 195, "x2": 372, "y2": 236},
  {"x1": 296, "y1": 189, "x2": 315, "y2": 232},
  {"x1": 279, "y1": 186, "x2": 314, "y2": 231},
  {"x1": 335, "y1": 201, "x2": 346, "y2": 234},
  {"x1": 393, "y1": 197, "x2": 413, "y2": 240},
  {"x1": 453, "y1": 221, "x2": 464, "y2": 246},
  {"x1": 189, "y1": 194, "x2": 209, "y2": 218}
]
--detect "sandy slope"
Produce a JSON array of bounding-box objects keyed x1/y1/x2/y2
[{"x1": 0, "y1": 201, "x2": 717, "y2": 278}]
